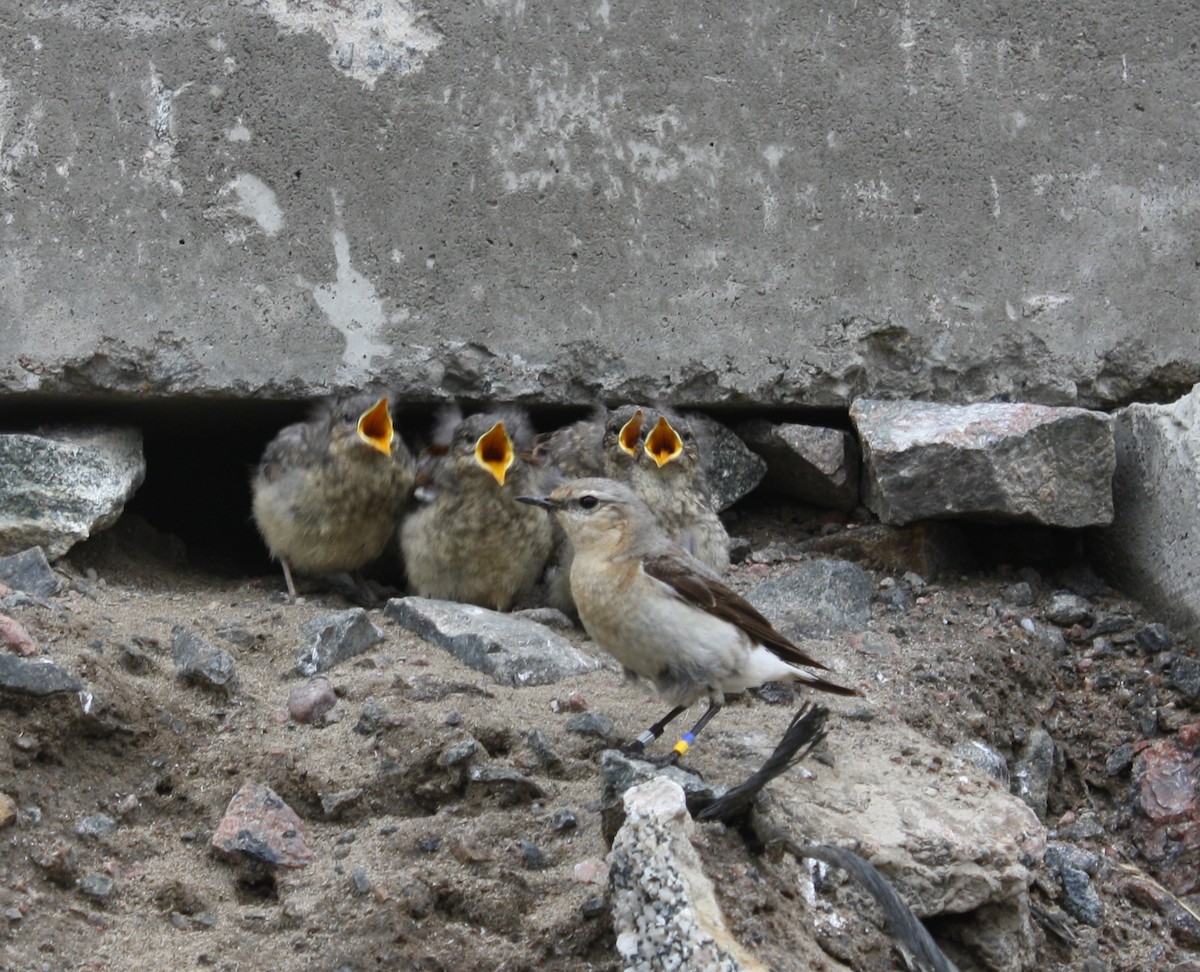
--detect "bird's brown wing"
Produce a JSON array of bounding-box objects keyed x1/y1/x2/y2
[{"x1": 642, "y1": 555, "x2": 844, "y2": 677}]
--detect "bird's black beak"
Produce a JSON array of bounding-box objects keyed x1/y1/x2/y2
[{"x1": 516, "y1": 495, "x2": 560, "y2": 512}]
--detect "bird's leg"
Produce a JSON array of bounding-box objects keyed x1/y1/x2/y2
[
  {"x1": 666, "y1": 701, "x2": 723, "y2": 764},
  {"x1": 281, "y1": 560, "x2": 299, "y2": 602},
  {"x1": 623, "y1": 705, "x2": 687, "y2": 755}
]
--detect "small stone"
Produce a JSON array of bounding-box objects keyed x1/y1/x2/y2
[
  {"x1": 0, "y1": 548, "x2": 63, "y2": 597},
  {"x1": 550, "y1": 808, "x2": 578, "y2": 832},
  {"x1": 574, "y1": 858, "x2": 609, "y2": 885},
  {"x1": 354, "y1": 700, "x2": 386, "y2": 735},
  {"x1": 1106, "y1": 743, "x2": 1134, "y2": 777},
  {"x1": 550, "y1": 691, "x2": 589, "y2": 713},
  {"x1": 0, "y1": 792, "x2": 17, "y2": 829},
  {"x1": 1134, "y1": 623, "x2": 1173, "y2": 654},
  {"x1": 0, "y1": 654, "x2": 83, "y2": 697},
  {"x1": 440, "y1": 740, "x2": 478, "y2": 767},
  {"x1": 466, "y1": 766, "x2": 544, "y2": 805},
  {"x1": 563, "y1": 712, "x2": 616, "y2": 741},
  {"x1": 210, "y1": 782, "x2": 314, "y2": 868},
  {"x1": 117, "y1": 641, "x2": 154, "y2": 674},
  {"x1": 79, "y1": 874, "x2": 114, "y2": 901},
  {"x1": 0, "y1": 613, "x2": 36, "y2": 656},
  {"x1": 350, "y1": 869, "x2": 371, "y2": 896},
  {"x1": 1058, "y1": 866, "x2": 1103, "y2": 927},
  {"x1": 443, "y1": 709, "x2": 461, "y2": 726},
  {"x1": 1001, "y1": 582, "x2": 1035, "y2": 607},
  {"x1": 580, "y1": 895, "x2": 608, "y2": 918},
  {"x1": 171, "y1": 626, "x2": 238, "y2": 697},
  {"x1": 296, "y1": 609, "x2": 385, "y2": 677},
  {"x1": 76, "y1": 814, "x2": 116, "y2": 839},
  {"x1": 526, "y1": 729, "x2": 565, "y2": 774},
  {"x1": 1044, "y1": 592, "x2": 1094, "y2": 627},
  {"x1": 519, "y1": 840, "x2": 551, "y2": 870},
  {"x1": 287, "y1": 677, "x2": 337, "y2": 724},
  {"x1": 319, "y1": 788, "x2": 363, "y2": 820},
  {"x1": 416, "y1": 835, "x2": 440, "y2": 854},
  {"x1": 35, "y1": 843, "x2": 79, "y2": 887},
  {"x1": 1166, "y1": 655, "x2": 1200, "y2": 700}
]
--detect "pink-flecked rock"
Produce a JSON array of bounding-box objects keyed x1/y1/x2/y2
[
  {"x1": 0, "y1": 613, "x2": 35, "y2": 656},
  {"x1": 1131, "y1": 723, "x2": 1200, "y2": 895},
  {"x1": 573, "y1": 857, "x2": 609, "y2": 885},
  {"x1": 287, "y1": 677, "x2": 337, "y2": 724},
  {"x1": 210, "y1": 783, "x2": 314, "y2": 868}
]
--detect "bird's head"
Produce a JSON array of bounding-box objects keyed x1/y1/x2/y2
[{"x1": 516, "y1": 477, "x2": 651, "y2": 549}]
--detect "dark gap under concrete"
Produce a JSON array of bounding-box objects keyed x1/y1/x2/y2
[{"x1": 0, "y1": 395, "x2": 1093, "y2": 581}]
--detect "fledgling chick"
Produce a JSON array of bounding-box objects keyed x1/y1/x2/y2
[
  {"x1": 400, "y1": 409, "x2": 554, "y2": 611},
  {"x1": 252, "y1": 394, "x2": 415, "y2": 600},
  {"x1": 628, "y1": 411, "x2": 732, "y2": 573},
  {"x1": 539, "y1": 404, "x2": 649, "y2": 480},
  {"x1": 517, "y1": 478, "x2": 857, "y2": 762}
]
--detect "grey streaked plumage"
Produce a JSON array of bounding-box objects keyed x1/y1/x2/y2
[
  {"x1": 401, "y1": 408, "x2": 554, "y2": 612},
  {"x1": 517, "y1": 478, "x2": 855, "y2": 760},
  {"x1": 252, "y1": 394, "x2": 415, "y2": 599},
  {"x1": 628, "y1": 410, "x2": 731, "y2": 572}
]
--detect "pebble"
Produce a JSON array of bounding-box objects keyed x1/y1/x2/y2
[
  {"x1": 1134, "y1": 622, "x2": 1173, "y2": 654},
  {"x1": 550, "y1": 808, "x2": 578, "y2": 832},
  {"x1": 519, "y1": 840, "x2": 551, "y2": 870},
  {"x1": 574, "y1": 858, "x2": 609, "y2": 885},
  {"x1": 209, "y1": 782, "x2": 314, "y2": 868},
  {"x1": 440, "y1": 740, "x2": 478, "y2": 767},
  {"x1": 319, "y1": 788, "x2": 363, "y2": 819},
  {"x1": 580, "y1": 896, "x2": 608, "y2": 918},
  {"x1": 0, "y1": 793, "x2": 16, "y2": 829},
  {"x1": 563, "y1": 712, "x2": 616, "y2": 740},
  {"x1": 0, "y1": 613, "x2": 36, "y2": 655},
  {"x1": 350, "y1": 869, "x2": 371, "y2": 896},
  {"x1": 416, "y1": 835, "x2": 440, "y2": 854},
  {"x1": 79, "y1": 874, "x2": 114, "y2": 901},
  {"x1": 287, "y1": 677, "x2": 338, "y2": 724},
  {"x1": 550, "y1": 690, "x2": 589, "y2": 713},
  {"x1": 525, "y1": 729, "x2": 565, "y2": 774},
  {"x1": 443, "y1": 709, "x2": 461, "y2": 726},
  {"x1": 76, "y1": 814, "x2": 116, "y2": 839},
  {"x1": 1044, "y1": 592, "x2": 1094, "y2": 627}
]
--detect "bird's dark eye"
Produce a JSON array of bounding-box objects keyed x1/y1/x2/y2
[{"x1": 578, "y1": 495, "x2": 599, "y2": 510}]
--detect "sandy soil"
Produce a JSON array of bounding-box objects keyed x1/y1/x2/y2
[{"x1": 0, "y1": 500, "x2": 1196, "y2": 972}]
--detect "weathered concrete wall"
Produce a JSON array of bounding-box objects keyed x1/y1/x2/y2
[{"x1": 3, "y1": 1, "x2": 1199, "y2": 407}]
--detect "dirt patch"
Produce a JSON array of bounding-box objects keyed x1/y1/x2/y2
[{"x1": 1, "y1": 502, "x2": 1196, "y2": 971}]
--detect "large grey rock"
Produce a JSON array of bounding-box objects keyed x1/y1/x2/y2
[
  {"x1": 1, "y1": 3, "x2": 1197, "y2": 411},
  {"x1": 684, "y1": 414, "x2": 767, "y2": 511},
  {"x1": 851, "y1": 399, "x2": 1114, "y2": 527},
  {"x1": 0, "y1": 426, "x2": 146, "y2": 559},
  {"x1": 779, "y1": 717, "x2": 1046, "y2": 970},
  {"x1": 735, "y1": 419, "x2": 861, "y2": 510},
  {"x1": 385, "y1": 596, "x2": 603, "y2": 687},
  {"x1": 1089, "y1": 383, "x2": 1200, "y2": 641},
  {"x1": 747, "y1": 559, "x2": 874, "y2": 639}
]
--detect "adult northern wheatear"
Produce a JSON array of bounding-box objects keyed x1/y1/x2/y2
[
  {"x1": 517, "y1": 478, "x2": 856, "y2": 761},
  {"x1": 252, "y1": 394, "x2": 415, "y2": 601}
]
